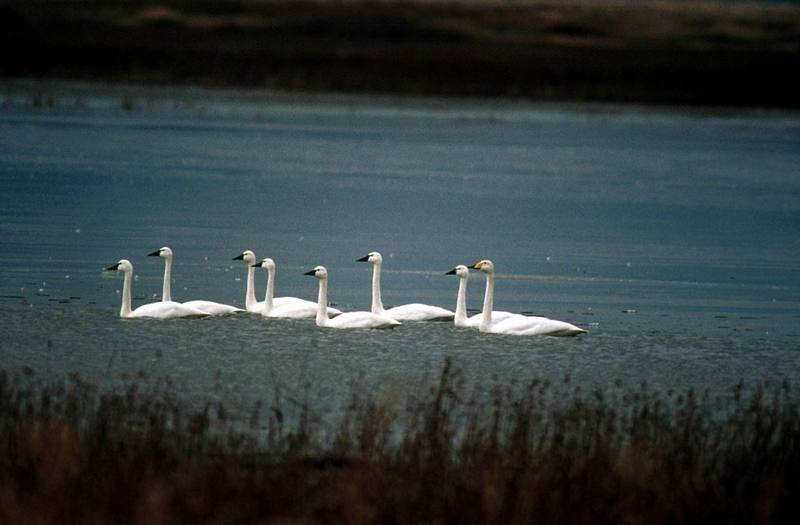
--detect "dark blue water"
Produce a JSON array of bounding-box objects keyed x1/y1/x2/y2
[{"x1": 1, "y1": 81, "x2": 799, "y2": 421}]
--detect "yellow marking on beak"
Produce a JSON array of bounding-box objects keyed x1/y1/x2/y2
[{"x1": 472, "y1": 261, "x2": 483, "y2": 269}]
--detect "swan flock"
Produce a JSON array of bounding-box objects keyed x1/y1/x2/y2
[{"x1": 104, "y1": 248, "x2": 586, "y2": 336}]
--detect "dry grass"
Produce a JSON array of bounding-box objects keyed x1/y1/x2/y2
[
  {"x1": 1, "y1": 1, "x2": 799, "y2": 106},
  {"x1": 1, "y1": 359, "x2": 799, "y2": 524}
]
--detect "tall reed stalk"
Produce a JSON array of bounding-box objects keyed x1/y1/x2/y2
[{"x1": 1, "y1": 363, "x2": 798, "y2": 524}]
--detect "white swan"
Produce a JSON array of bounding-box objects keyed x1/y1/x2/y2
[
  {"x1": 357, "y1": 252, "x2": 454, "y2": 321},
  {"x1": 253, "y1": 258, "x2": 342, "y2": 319},
  {"x1": 471, "y1": 259, "x2": 586, "y2": 336},
  {"x1": 304, "y1": 266, "x2": 400, "y2": 329},
  {"x1": 105, "y1": 260, "x2": 209, "y2": 319},
  {"x1": 148, "y1": 247, "x2": 242, "y2": 315},
  {"x1": 446, "y1": 265, "x2": 516, "y2": 328},
  {"x1": 233, "y1": 250, "x2": 265, "y2": 313}
]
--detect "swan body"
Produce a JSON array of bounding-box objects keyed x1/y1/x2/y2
[
  {"x1": 472, "y1": 259, "x2": 586, "y2": 337},
  {"x1": 358, "y1": 252, "x2": 454, "y2": 322},
  {"x1": 105, "y1": 260, "x2": 209, "y2": 319},
  {"x1": 149, "y1": 247, "x2": 242, "y2": 315},
  {"x1": 446, "y1": 265, "x2": 515, "y2": 328},
  {"x1": 233, "y1": 250, "x2": 265, "y2": 313},
  {"x1": 253, "y1": 258, "x2": 342, "y2": 319},
  {"x1": 305, "y1": 266, "x2": 400, "y2": 329}
]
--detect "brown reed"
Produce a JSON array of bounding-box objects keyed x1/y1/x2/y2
[{"x1": 1, "y1": 361, "x2": 799, "y2": 524}]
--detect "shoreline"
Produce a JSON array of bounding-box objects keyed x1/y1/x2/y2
[
  {"x1": 3, "y1": 77, "x2": 800, "y2": 118},
  {"x1": 2, "y1": 1, "x2": 799, "y2": 109}
]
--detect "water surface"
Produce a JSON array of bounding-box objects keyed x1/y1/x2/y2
[{"x1": 1, "y1": 81, "x2": 799, "y2": 421}]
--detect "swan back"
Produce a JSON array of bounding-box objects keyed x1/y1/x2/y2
[
  {"x1": 182, "y1": 300, "x2": 242, "y2": 316},
  {"x1": 327, "y1": 311, "x2": 400, "y2": 329},
  {"x1": 129, "y1": 301, "x2": 209, "y2": 319},
  {"x1": 384, "y1": 304, "x2": 453, "y2": 322},
  {"x1": 489, "y1": 314, "x2": 586, "y2": 336}
]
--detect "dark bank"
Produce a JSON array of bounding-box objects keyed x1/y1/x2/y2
[{"x1": 2, "y1": 0, "x2": 799, "y2": 107}]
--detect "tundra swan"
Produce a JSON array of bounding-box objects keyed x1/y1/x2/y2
[
  {"x1": 357, "y1": 252, "x2": 454, "y2": 321},
  {"x1": 233, "y1": 250, "x2": 265, "y2": 313},
  {"x1": 304, "y1": 266, "x2": 400, "y2": 329},
  {"x1": 105, "y1": 260, "x2": 209, "y2": 319},
  {"x1": 148, "y1": 247, "x2": 242, "y2": 315},
  {"x1": 471, "y1": 260, "x2": 586, "y2": 336},
  {"x1": 253, "y1": 258, "x2": 342, "y2": 318},
  {"x1": 446, "y1": 265, "x2": 515, "y2": 328}
]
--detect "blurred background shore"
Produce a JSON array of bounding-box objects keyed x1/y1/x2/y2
[{"x1": 2, "y1": 0, "x2": 799, "y2": 108}]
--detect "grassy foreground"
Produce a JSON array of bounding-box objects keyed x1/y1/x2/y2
[{"x1": 2, "y1": 361, "x2": 799, "y2": 524}]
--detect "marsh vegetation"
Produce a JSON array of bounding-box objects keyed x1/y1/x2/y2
[{"x1": 2, "y1": 359, "x2": 799, "y2": 523}]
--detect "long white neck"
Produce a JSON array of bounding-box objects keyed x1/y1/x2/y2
[
  {"x1": 264, "y1": 267, "x2": 275, "y2": 311},
  {"x1": 120, "y1": 270, "x2": 133, "y2": 317},
  {"x1": 246, "y1": 264, "x2": 256, "y2": 310},
  {"x1": 161, "y1": 256, "x2": 172, "y2": 302},
  {"x1": 370, "y1": 262, "x2": 385, "y2": 314},
  {"x1": 480, "y1": 271, "x2": 495, "y2": 331},
  {"x1": 316, "y1": 278, "x2": 330, "y2": 326},
  {"x1": 454, "y1": 275, "x2": 469, "y2": 327}
]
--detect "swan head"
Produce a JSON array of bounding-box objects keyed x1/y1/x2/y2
[
  {"x1": 233, "y1": 250, "x2": 256, "y2": 264},
  {"x1": 106, "y1": 259, "x2": 133, "y2": 274},
  {"x1": 304, "y1": 265, "x2": 328, "y2": 280},
  {"x1": 148, "y1": 246, "x2": 173, "y2": 259},
  {"x1": 253, "y1": 258, "x2": 276, "y2": 271},
  {"x1": 446, "y1": 265, "x2": 469, "y2": 278},
  {"x1": 472, "y1": 259, "x2": 495, "y2": 274},
  {"x1": 357, "y1": 251, "x2": 382, "y2": 264}
]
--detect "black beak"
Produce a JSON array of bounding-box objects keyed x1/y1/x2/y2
[
  {"x1": 357, "y1": 255, "x2": 370, "y2": 262},
  {"x1": 147, "y1": 250, "x2": 160, "y2": 257},
  {"x1": 304, "y1": 269, "x2": 317, "y2": 276},
  {"x1": 250, "y1": 263, "x2": 262, "y2": 268},
  {"x1": 445, "y1": 268, "x2": 457, "y2": 275},
  {"x1": 233, "y1": 253, "x2": 244, "y2": 260},
  {"x1": 105, "y1": 263, "x2": 121, "y2": 271}
]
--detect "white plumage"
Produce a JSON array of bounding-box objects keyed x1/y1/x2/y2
[
  {"x1": 149, "y1": 247, "x2": 242, "y2": 315},
  {"x1": 105, "y1": 260, "x2": 209, "y2": 319},
  {"x1": 471, "y1": 259, "x2": 586, "y2": 337},
  {"x1": 305, "y1": 266, "x2": 400, "y2": 329},
  {"x1": 358, "y1": 251, "x2": 453, "y2": 322}
]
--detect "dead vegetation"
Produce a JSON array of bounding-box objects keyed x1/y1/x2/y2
[{"x1": 1, "y1": 359, "x2": 799, "y2": 523}]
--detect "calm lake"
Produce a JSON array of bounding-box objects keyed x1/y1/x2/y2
[{"x1": 1, "y1": 81, "x2": 799, "y2": 422}]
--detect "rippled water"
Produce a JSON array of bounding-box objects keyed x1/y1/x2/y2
[{"x1": 1, "y1": 81, "x2": 799, "y2": 420}]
